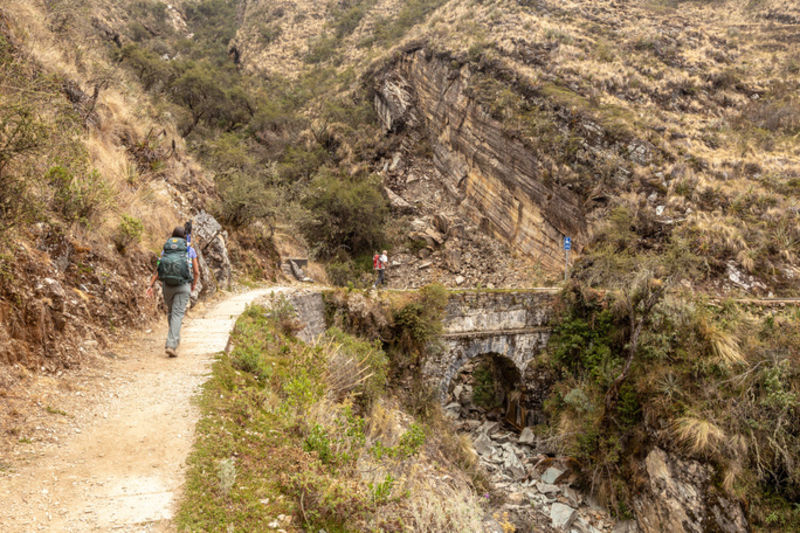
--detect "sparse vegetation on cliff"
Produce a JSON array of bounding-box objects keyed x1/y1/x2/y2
[{"x1": 543, "y1": 282, "x2": 800, "y2": 529}]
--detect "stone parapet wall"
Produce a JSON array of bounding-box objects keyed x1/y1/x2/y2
[{"x1": 442, "y1": 290, "x2": 558, "y2": 333}]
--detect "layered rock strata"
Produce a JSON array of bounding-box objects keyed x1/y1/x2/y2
[{"x1": 374, "y1": 48, "x2": 586, "y2": 271}]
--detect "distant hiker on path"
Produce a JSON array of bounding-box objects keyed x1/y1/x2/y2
[
  {"x1": 374, "y1": 249, "x2": 388, "y2": 288},
  {"x1": 146, "y1": 226, "x2": 200, "y2": 357}
]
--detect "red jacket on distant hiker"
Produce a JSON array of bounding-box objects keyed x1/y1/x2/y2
[{"x1": 373, "y1": 250, "x2": 388, "y2": 288}]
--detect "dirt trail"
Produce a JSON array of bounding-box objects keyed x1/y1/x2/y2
[{"x1": 0, "y1": 287, "x2": 282, "y2": 532}]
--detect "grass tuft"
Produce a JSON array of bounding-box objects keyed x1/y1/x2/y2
[{"x1": 673, "y1": 415, "x2": 726, "y2": 456}]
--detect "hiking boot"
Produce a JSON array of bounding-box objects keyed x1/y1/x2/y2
[{"x1": 165, "y1": 347, "x2": 178, "y2": 358}]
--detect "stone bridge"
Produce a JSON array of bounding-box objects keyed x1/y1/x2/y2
[{"x1": 422, "y1": 289, "x2": 559, "y2": 399}]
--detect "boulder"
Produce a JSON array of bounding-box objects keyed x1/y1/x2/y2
[
  {"x1": 540, "y1": 466, "x2": 566, "y2": 485},
  {"x1": 519, "y1": 427, "x2": 536, "y2": 445},
  {"x1": 478, "y1": 421, "x2": 499, "y2": 434},
  {"x1": 562, "y1": 486, "x2": 582, "y2": 507},
  {"x1": 433, "y1": 213, "x2": 450, "y2": 235},
  {"x1": 536, "y1": 482, "x2": 560, "y2": 495},
  {"x1": 550, "y1": 502, "x2": 577, "y2": 531},
  {"x1": 384, "y1": 186, "x2": 414, "y2": 213},
  {"x1": 192, "y1": 211, "x2": 231, "y2": 293},
  {"x1": 503, "y1": 449, "x2": 526, "y2": 479},
  {"x1": 633, "y1": 447, "x2": 748, "y2": 533},
  {"x1": 473, "y1": 433, "x2": 494, "y2": 456},
  {"x1": 613, "y1": 521, "x2": 639, "y2": 533},
  {"x1": 572, "y1": 516, "x2": 603, "y2": 533},
  {"x1": 507, "y1": 491, "x2": 527, "y2": 505},
  {"x1": 36, "y1": 278, "x2": 66, "y2": 312}
]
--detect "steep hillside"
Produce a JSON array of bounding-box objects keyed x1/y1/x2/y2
[
  {"x1": 234, "y1": 0, "x2": 800, "y2": 292},
  {"x1": 0, "y1": 0, "x2": 238, "y2": 381}
]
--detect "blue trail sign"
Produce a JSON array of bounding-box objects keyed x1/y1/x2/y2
[{"x1": 564, "y1": 237, "x2": 571, "y2": 250}]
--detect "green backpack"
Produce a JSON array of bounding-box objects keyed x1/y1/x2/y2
[{"x1": 157, "y1": 237, "x2": 193, "y2": 286}]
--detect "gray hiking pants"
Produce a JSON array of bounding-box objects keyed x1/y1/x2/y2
[{"x1": 163, "y1": 283, "x2": 191, "y2": 350}]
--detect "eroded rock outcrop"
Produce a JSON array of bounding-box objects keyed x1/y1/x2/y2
[
  {"x1": 192, "y1": 211, "x2": 232, "y2": 297},
  {"x1": 374, "y1": 48, "x2": 586, "y2": 271},
  {"x1": 634, "y1": 447, "x2": 748, "y2": 533}
]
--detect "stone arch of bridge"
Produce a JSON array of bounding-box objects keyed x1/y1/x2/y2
[
  {"x1": 447, "y1": 350, "x2": 525, "y2": 424},
  {"x1": 439, "y1": 334, "x2": 537, "y2": 400}
]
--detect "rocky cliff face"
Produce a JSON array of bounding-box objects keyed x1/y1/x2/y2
[
  {"x1": 635, "y1": 447, "x2": 748, "y2": 533},
  {"x1": 374, "y1": 48, "x2": 586, "y2": 271}
]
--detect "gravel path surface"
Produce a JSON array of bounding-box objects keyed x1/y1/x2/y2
[{"x1": 0, "y1": 287, "x2": 280, "y2": 532}]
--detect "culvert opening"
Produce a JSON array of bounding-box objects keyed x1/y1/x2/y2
[{"x1": 445, "y1": 353, "x2": 527, "y2": 430}]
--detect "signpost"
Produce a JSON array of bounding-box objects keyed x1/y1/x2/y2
[{"x1": 563, "y1": 237, "x2": 571, "y2": 281}]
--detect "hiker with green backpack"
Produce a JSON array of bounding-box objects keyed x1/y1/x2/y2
[{"x1": 146, "y1": 225, "x2": 200, "y2": 357}]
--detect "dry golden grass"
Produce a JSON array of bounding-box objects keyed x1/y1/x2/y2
[
  {"x1": 306, "y1": 396, "x2": 486, "y2": 531},
  {"x1": 673, "y1": 415, "x2": 726, "y2": 456},
  {"x1": 403, "y1": 470, "x2": 484, "y2": 532},
  {"x1": 2, "y1": 0, "x2": 214, "y2": 256},
  {"x1": 699, "y1": 317, "x2": 747, "y2": 365}
]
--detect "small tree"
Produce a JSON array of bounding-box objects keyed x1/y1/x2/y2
[
  {"x1": 604, "y1": 271, "x2": 666, "y2": 413},
  {"x1": 171, "y1": 62, "x2": 225, "y2": 135},
  {"x1": 300, "y1": 170, "x2": 388, "y2": 258},
  {"x1": 0, "y1": 104, "x2": 46, "y2": 179},
  {"x1": 214, "y1": 171, "x2": 281, "y2": 230},
  {"x1": 0, "y1": 105, "x2": 46, "y2": 225}
]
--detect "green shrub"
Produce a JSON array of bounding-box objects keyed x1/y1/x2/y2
[
  {"x1": 214, "y1": 171, "x2": 281, "y2": 228},
  {"x1": 117, "y1": 44, "x2": 176, "y2": 91},
  {"x1": 300, "y1": 170, "x2": 388, "y2": 258},
  {"x1": 305, "y1": 424, "x2": 334, "y2": 464},
  {"x1": 259, "y1": 23, "x2": 283, "y2": 44},
  {"x1": 472, "y1": 361, "x2": 499, "y2": 409},
  {"x1": 305, "y1": 34, "x2": 340, "y2": 64},
  {"x1": 366, "y1": 0, "x2": 447, "y2": 47},
  {"x1": 330, "y1": 1, "x2": 374, "y2": 38},
  {"x1": 0, "y1": 104, "x2": 47, "y2": 179},
  {"x1": 231, "y1": 342, "x2": 272, "y2": 382},
  {"x1": 113, "y1": 214, "x2": 143, "y2": 252},
  {"x1": 368, "y1": 473, "x2": 395, "y2": 504},
  {"x1": 47, "y1": 165, "x2": 109, "y2": 224},
  {"x1": 391, "y1": 283, "x2": 448, "y2": 359},
  {"x1": 288, "y1": 470, "x2": 367, "y2": 530},
  {"x1": 397, "y1": 423, "x2": 425, "y2": 457}
]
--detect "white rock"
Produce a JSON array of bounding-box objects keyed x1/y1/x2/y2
[
  {"x1": 473, "y1": 433, "x2": 494, "y2": 456},
  {"x1": 504, "y1": 449, "x2": 526, "y2": 479},
  {"x1": 537, "y1": 481, "x2": 560, "y2": 494},
  {"x1": 519, "y1": 427, "x2": 536, "y2": 445},
  {"x1": 455, "y1": 275, "x2": 465, "y2": 285},
  {"x1": 479, "y1": 421, "x2": 499, "y2": 434},
  {"x1": 550, "y1": 502, "x2": 577, "y2": 531},
  {"x1": 612, "y1": 520, "x2": 639, "y2": 533},
  {"x1": 452, "y1": 385, "x2": 463, "y2": 400},
  {"x1": 562, "y1": 486, "x2": 582, "y2": 507},
  {"x1": 541, "y1": 466, "x2": 566, "y2": 484}
]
